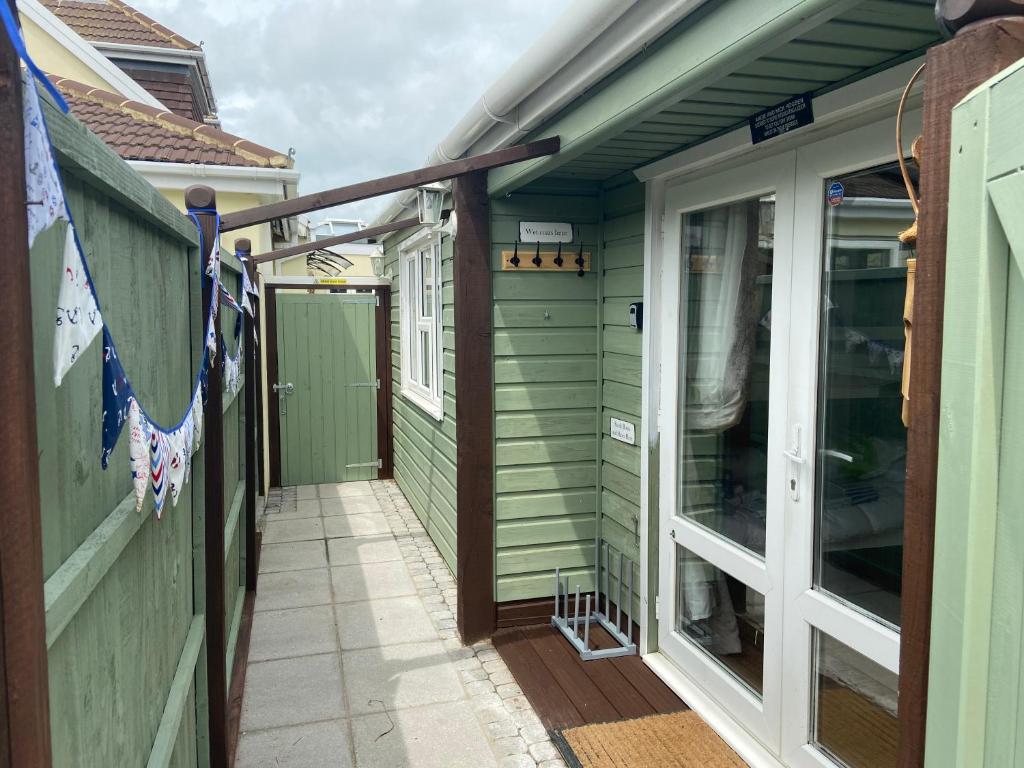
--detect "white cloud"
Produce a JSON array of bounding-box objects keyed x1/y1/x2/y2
[{"x1": 130, "y1": 0, "x2": 572, "y2": 222}]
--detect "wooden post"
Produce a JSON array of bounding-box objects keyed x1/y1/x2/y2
[
  {"x1": 375, "y1": 286, "x2": 394, "y2": 480},
  {"x1": 187, "y1": 185, "x2": 227, "y2": 768},
  {"x1": 0, "y1": 3, "x2": 53, "y2": 764},
  {"x1": 453, "y1": 171, "x2": 496, "y2": 643},
  {"x1": 236, "y1": 238, "x2": 258, "y2": 592},
  {"x1": 899, "y1": 15, "x2": 1024, "y2": 768}
]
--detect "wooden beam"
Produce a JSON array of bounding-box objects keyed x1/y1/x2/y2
[
  {"x1": 250, "y1": 217, "x2": 420, "y2": 265},
  {"x1": 219, "y1": 137, "x2": 561, "y2": 232},
  {"x1": 453, "y1": 171, "x2": 496, "y2": 643},
  {"x1": 375, "y1": 287, "x2": 394, "y2": 480},
  {"x1": 236, "y1": 238, "x2": 258, "y2": 593},
  {"x1": 0, "y1": 2, "x2": 53, "y2": 763},
  {"x1": 187, "y1": 185, "x2": 228, "y2": 768},
  {"x1": 898, "y1": 17, "x2": 1024, "y2": 768}
]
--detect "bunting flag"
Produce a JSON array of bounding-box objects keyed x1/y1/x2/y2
[
  {"x1": 54, "y1": 223, "x2": 103, "y2": 386},
  {"x1": 149, "y1": 429, "x2": 169, "y2": 519},
  {"x1": 101, "y1": 328, "x2": 132, "y2": 470},
  {"x1": 127, "y1": 400, "x2": 150, "y2": 513},
  {"x1": 222, "y1": 320, "x2": 243, "y2": 397},
  {"x1": 220, "y1": 282, "x2": 242, "y2": 314},
  {"x1": 22, "y1": 69, "x2": 67, "y2": 249},
  {"x1": 240, "y1": 261, "x2": 256, "y2": 316}
]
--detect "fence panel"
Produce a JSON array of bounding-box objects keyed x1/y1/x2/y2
[{"x1": 30, "y1": 97, "x2": 213, "y2": 768}]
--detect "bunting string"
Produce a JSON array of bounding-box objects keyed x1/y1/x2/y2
[{"x1": 7, "y1": 14, "x2": 253, "y2": 518}]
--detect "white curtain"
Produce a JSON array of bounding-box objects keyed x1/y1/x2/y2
[{"x1": 685, "y1": 200, "x2": 763, "y2": 432}]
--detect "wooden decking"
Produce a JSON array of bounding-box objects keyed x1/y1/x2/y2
[{"x1": 494, "y1": 624, "x2": 686, "y2": 731}]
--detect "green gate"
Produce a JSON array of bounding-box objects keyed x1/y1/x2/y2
[{"x1": 276, "y1": 293, "x2": 378, "y2": 486}]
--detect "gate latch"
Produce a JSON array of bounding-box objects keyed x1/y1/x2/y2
[{"x1": 273, "y1": 382, "x2": 295, "y2": 395}]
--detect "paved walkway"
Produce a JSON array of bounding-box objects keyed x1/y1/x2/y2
[{"x1": 237, "y1": 480, "x2": 567, "y2": 768}]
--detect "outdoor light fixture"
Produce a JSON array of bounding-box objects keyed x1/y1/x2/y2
[
  {"x1": 416, "y1": 183, "x2": 446, "y2": 226},
  {"x1": 370, "y1": 247, "x2": 386, "y2": 278}
]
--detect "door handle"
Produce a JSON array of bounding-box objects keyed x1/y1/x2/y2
[{"x1": 784, "y1": 425, "x2": 804, "y2": 501}]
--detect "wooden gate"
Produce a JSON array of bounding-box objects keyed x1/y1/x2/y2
[{"x1": 275, "y1": 293, "x2": 379, "y2": 486}]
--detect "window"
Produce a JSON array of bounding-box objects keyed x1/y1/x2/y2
[{"x1": 400, "y1": 230, "x2": 443, "y2": 419}]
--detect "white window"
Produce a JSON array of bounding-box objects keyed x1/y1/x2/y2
[{"x1": 399, "y1": 229, "x2": 443, "y2": 419}]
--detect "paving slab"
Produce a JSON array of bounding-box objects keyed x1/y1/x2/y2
[
  {"x1": 248, "y1": 605, "x2": 337, "y2": 662},
  {"x1": 331, "y1": 561, "x2": 416, "y2": 603},
  {"x1": 327, "y1": 534, "x2": 402, "y2": 566},
  {"x1": 240, "y1": 653, "x2": 346, "y2": 731},
  {"x1": 254, "y1": 569, "x2": 332, "y2": 613},
  {"x1": 235, "y1": 720, "x2": 353, "y2": 768},
  {"x1": 352, "y1": 701, "x2": 498, "y2": 768},
  {"x1": 335, "y1": 596, "x2": 439, "y2": 650},
  {"x1": 319, "y1": 481, "x2": 373, "y2": 499},
  {"x1": 296, "y1": 485, "x2": 319, "y2": 500},
  {"x1": 259, "y1": 541, "x2": 328, "y2": 573},
  {"x1": 263, "y1": 517, "x2": 325, "y2": 544},
  {"x1": 323, "y1": 513, "x2": 390, "y2": 539},
  {"x1": 342, "y1": 640, "x2": 465, "y2": 715},
  {"x1": 320, "y1": 495, "x2": 382, "y2": 517}
]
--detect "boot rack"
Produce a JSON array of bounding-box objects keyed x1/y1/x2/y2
[{"x1": 552, "y1": 542, "x2": 637, "y2": 661}]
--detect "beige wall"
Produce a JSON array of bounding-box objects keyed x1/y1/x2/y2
[{"x1": 21, "y1": 14, "x2": 121, "y2": 92}]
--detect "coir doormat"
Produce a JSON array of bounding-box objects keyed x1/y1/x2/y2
[{"x1": 554, "y1": 711, "x2": 748, "y2": 768}]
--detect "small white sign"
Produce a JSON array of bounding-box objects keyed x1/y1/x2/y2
[
  {"x1": 519, "y1": 221, "x2": 573, "y2": 243},
  {"x1": 610, "y1": 418, "x2": 635, "y2": 445}
]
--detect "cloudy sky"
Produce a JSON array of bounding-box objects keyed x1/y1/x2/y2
[{"x1": 131, "y1": 0, "x2": 572, "y2": 223}]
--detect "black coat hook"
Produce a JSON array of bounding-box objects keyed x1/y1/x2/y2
[
  {"x1": 533, "y1": 242, "x2": 542, "y2": 268},
  {"x1": 576, "y1": 241, "x2": 585, "y2": 277},
  {"x1": 554, "y1": 242, "x2": 564, "y2": 268},
  {"x1": 511, "y1": 242, "x2": 520, "y2": 268}
]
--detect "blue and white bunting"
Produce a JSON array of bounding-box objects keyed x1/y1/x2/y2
[{"x1": 53, "y1": 223, "x2": 103, "y2": 386}]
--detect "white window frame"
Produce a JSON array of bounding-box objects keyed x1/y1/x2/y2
[{"x1": 399, "y1": 228, "x2": 444, "y2": 420}]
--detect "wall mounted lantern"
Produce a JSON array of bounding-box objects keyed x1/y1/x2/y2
[{"x1": 417, "y1": 183, "x2": 447, "y2": 226}]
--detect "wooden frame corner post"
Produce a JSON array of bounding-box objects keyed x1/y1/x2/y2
[
  {"x1": 187, "y1": 186, "x2": 228, "y2": 768},
  {"x1": 899, "y1": 16, "x2": 1024, "y2": 768},
  {"x1": 236, "y1": 238, "x2": 258, "y2": 593},
  {"x1": 453, "y1": 170, "x2": 496, "y2": 643},
  {"x1": 0, "y1": 3, "x2": 53, "y2": 764}
]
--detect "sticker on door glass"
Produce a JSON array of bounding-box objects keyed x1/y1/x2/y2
[{"x1": 827, "y1": 181, "x2": 845, "y2": 207}]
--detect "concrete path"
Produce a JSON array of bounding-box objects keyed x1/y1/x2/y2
[{"x1": 237, "y1": 480, "x2": 567, "y2": 768}]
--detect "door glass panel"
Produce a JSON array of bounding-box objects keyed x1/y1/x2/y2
[
  {"x1": 814, "y1": 163, "x2": 916, "y2": 627},
  {"x1": 674, "y1": 544, "x2": 765, "y2": 695},
  {"x1": 678, "y1": 194, "x2": 775, "y2": 557},
  {"x1": 419, "y1": 329, "x2": 432, "y2": 387},
  {"x1": 813, "y1": 631, "x2": 898, "y2": 768}
]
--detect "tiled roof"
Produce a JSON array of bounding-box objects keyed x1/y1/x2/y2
[
  {"x1": 51, "y1": 75, "x2": 292, "y2": 169},
  {"x1": 41, "y1": 0, "x2": 199, "y2": 50},
  {"x1": 117, "y1": 66, "x2": 200, "y2": 121}
]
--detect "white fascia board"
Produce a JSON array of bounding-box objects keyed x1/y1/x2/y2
[
  {"x1": 91, "y1": 41, "x2": 204, "y2": 66},
  {"x1": 635, "y1": 57, "x2": 926, "y2": 183},
  {"x1": 128, "y1": 161, "x2": 301, "y2": 199},
  {"x1": 18, "y1": 0, "x2": 164, "y2": 108}
]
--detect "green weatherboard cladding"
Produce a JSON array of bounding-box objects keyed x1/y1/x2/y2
[
  {"x1": 491, "y1": 187, "x2": 602, "y2": 602},
  {"x1": 29, "y1": 95, "x2": 244, "y2": 767},
  {"x1": 384, "y1": 227, "x2": 458, "y2": 573},
  {"x1": 276, "y1": 294, "x2": 378, "y2": 487}
]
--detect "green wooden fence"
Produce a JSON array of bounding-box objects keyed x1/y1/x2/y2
[
  {"x1": 925, "y1": 57, "x2": 1024, "y2": 767},
  {"x1": 29, "y1": 95, "x2": 249, "y2": 767}
]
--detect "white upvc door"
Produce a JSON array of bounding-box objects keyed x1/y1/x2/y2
[
  {"x1": 658, "y1": 152, "x2": 798, "y2": 753},
  {"x1": 780, "y1": 117, "x2": 907, "y2": 768},
  {"x1": 657, "y1": 113, "x2": 916, "y2": 768}
]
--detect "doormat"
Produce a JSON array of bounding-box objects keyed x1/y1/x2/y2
[{"x1": 555, "y1": 711, "x2": 748, "y2": 768}]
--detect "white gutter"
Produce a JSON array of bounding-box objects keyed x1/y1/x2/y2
[
  {"x1": 373, "y1": 0, "x2": 708, "y2": 227},
  {"x1": 128, "y1": 160, "x2": 300, "y2": 198}
]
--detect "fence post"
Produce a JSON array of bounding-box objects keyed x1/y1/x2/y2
[
  {"x1": 0, "y1": 2, "x2": 53, "y2": 764},
  {"x1": 235, "y1": 238, "x2": 258, "y2": 592},
  {"x1": 187, "y1": 185, "x2": 227, "y2": 768}
]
